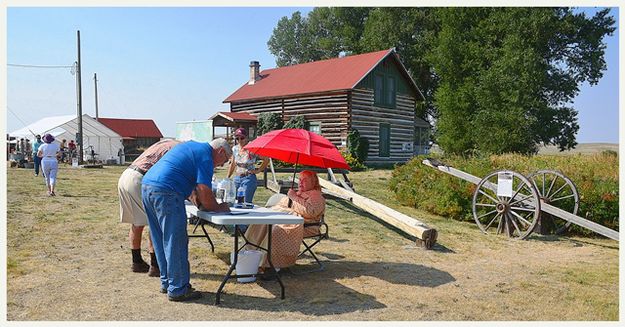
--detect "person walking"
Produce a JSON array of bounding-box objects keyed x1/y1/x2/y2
[
  {"x1": 118, "y1": 139, "x2": 180, "y2": 276},
  {"x1": 37, "y1": 134, "x2": 60, "y2": 196},
  {"x1": 141, "y1": 138, "x2": 232, "y2": 302},
  {"x1": 226, "y1": 127, "x2": 269, "y2": 203},
  {"x1": 32, "y1": 134, "x2": 44, "y2": 176}
]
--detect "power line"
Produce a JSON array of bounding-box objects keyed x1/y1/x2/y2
[{"x1": 8, "y1": 63, "x2": 74, "y2": 68}]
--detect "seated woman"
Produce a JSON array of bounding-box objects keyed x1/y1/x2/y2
[{"x1": 244, "y1": 170, "x2": 326, "y2": 272}]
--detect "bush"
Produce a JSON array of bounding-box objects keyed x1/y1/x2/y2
[
  {"x1": 340, "y1": 149, "x2": 367, "y2": 171},
  {"x1": 283, "y1": 115, "x2": 307, "y2": 129},
  {"x1": 346, "y1": 129, "x2": 369, "y2": 164},
  {"x1": 389, "y1": 153, "x2": 619, "y2": 236},
  {"x1": 257, "y1": 112, "x2": 283, "y2": 135}
]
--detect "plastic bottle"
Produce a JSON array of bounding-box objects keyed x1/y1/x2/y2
[
  {"x1": 224, "y1": 178, "x2": 236, "y2": 204},
  {"x1": 236, "y1": 185, "x2": 245, "y2": 204}
]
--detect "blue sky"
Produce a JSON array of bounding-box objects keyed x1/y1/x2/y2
[{"x1": 5, "y1": 6, "x2": 619, "y2": 143}]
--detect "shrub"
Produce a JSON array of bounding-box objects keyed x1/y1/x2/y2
[
  {"x1": 283, "y1": 115, "x2": 307, "y2": 129},
  {"x1": 389, "y1": 153, "x2": 619, "y2": 236},
  {"x1": 346, "y1": 129, "x2": 369, "y2": 164},
  {"x1": 340, "y1": 149, "x2": 367, "y2": 171},
  {"x1": 257, "y1": 112, "x2": 283, "y2": 135}
]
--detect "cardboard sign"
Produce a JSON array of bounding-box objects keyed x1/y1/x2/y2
[{"x1": 497, "y1": 172, "x2": 513, "y2": 197}]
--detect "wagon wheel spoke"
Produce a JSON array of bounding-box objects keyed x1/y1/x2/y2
[
  {"x1": 509, "y1": 210, "x2": 534, "y2": 231},
  {"x1": 484, "y1": 212, "x2": 501, "y2": 232},
  {"x1": 509, "y1": 206, "x2": 536, "y2": 212},
  {"x1": 548, "y1": 183, "x2": 569, "y2": 200},
  {"x1": 478, "y1": 189, "x2": 500, "y2": 204},
  {"x1": 475, "y1": 203, "x2": 497, "y2": 207},
  {"x1": 509, "y1": 194, "x2": 535, "y2": 206},
  {"x1": 545, "y1": 175, "x2": 558, "y2": 198},
  {"x1": 551, "y1": 194, "x2": 576, "y2": 203},
  {"x1": 476, "y1": 209, "x2": 498, "y2": 220},
  {"x1": 507, "y1": 213, "x2": 523, "y2": 237}
]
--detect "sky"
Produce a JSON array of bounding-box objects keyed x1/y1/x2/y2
[{"x1": 4, "y1": 6, "x2": 620, "y2": 143}]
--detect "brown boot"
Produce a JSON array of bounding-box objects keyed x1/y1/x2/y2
[
  {"x1": 131, "y1": 260, "x2": 149, "y2": 273},
  {"x1": 148, "y1": 264, "x2": 160, "y2": 277}
]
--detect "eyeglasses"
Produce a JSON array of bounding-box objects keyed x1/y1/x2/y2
[{"x1": 235, "y1": 137, "x2": 246, "y2": 140}]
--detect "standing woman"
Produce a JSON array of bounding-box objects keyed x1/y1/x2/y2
[
  {"x1": 227, "y1": 128, "x2": 269, "y2": 203},
  {"x1": 37, "y1": 133, "x2": 61, "y2": 196}
]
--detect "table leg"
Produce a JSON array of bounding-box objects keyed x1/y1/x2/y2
[
  {"x1": 215, "y1": 224, "x2": 238, "y2": 305},
  {"x1": 265, "y1": 224, "x2": 285, "y2": 299}
]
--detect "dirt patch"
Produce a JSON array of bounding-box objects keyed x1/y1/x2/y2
[{"x1": 5, "y1": 165, "x2": 619, "y2": 320}]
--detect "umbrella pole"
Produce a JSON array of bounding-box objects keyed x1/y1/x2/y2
[
  {"x1": 291, "y1": 153, "x2": 299, "y2": 189},
  {"x1": 288, "y1": 153, "x2": 299, "y2": 208}
]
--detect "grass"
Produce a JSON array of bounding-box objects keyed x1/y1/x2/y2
[{"x1": 6, "y1": 164, "x2": 619, "y2": 321}]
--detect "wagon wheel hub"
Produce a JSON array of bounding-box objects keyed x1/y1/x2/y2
[
  {"x1": 540, "y1": 196, "x2": 551, "y2": 204},
  {"x1": 495, "y1": 202, "x2": 509, "y2": 214}
]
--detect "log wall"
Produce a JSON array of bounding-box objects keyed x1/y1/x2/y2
[
  {"x1": 351, "y1": 88, "x2": 417, "y2": 165},
  {"x1": 230, "y1": 92, "x2": 350, "y2": 146}
]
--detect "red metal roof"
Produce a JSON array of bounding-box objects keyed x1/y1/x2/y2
[
  {"x1": 224, "y1": 49, "x2": 396, "y2": 103},
  {"x1": 97, "y1": 118, "x2": 163, "y2": 138}
]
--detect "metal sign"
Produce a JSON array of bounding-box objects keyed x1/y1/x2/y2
[{"x1": 497, "y1": 172, "x2": 513, "y2": 197}]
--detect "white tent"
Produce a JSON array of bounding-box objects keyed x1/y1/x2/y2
[{"x1": 10, "y1": 114, "x2": 124, "y2": 161}]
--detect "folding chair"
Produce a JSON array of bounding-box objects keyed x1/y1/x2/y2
[
  {"x1": 293, "y1": 214, "x2": 328, "y2": 274},
  {"x1": 265, "y1": 193, "x2": 328, "y2": 274}
]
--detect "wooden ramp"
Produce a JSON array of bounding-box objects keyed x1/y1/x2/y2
[{"x1": 318, "y1": 177, "x2": 438, "y2": 249}]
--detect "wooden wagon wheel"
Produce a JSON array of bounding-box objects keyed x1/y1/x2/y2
[
  {"x1": 527, "y1": 170, "x2": 579, "y2": 235},
  {"x1": 472, "y1": 170, "x2": 541, "y2": 240}
]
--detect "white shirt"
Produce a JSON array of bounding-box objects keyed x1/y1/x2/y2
[{"x1": 39, "y1": 143, "x2": 60, "y2": 159}]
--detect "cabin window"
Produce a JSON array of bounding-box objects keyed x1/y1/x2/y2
[
  {"x1": 308, "y1": 122, "x2": 321, "y2": 135},
  {"x1": 386, "y1": 76, "x2": 396, "y2": 107},
  {"x1": 373, "y1": 73, "x2": 396, "y2": 108},
  {"x1": 374, "y1": 74, "x2": 384, "y2": 105},
  {"x1": 379, "y1": 123, "x2": 390, "y2": 157}
]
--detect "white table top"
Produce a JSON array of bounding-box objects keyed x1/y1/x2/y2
[{"x1": 185, "y1": 202, "x2": 303, "y2": 225}]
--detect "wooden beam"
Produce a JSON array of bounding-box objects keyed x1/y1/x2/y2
[{"x1": 318, "y1": 177, "x2": 438, "y2": 249}]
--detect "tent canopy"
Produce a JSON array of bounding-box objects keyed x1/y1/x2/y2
[{"x1": 10, "y1": 114, "x2": 124, "y2": 160}]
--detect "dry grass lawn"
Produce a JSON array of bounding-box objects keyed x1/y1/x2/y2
[{"x1": 5, "y1": 164, "x2": 619, "y2": 321}]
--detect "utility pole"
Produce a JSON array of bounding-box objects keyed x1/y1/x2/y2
[
  {"x1": 94, "y1": 73, "x2": 99, "y2": 120},
  {"x1": 76, "y1": 30, "x2": 84, "y2": 163}
]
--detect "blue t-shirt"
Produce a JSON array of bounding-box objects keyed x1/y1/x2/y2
[{"x1": 142, "y1": 141, "x2": 214, "y2": 197}]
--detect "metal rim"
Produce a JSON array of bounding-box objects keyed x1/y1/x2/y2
[
  {"x1": 472, "y1": 170, "x2": 541, "y2": 240},
  {"x1": 527, "y1": 169, "x2": 579, "y2": 235}
]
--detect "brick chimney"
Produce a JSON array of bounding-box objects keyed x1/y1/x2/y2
[{"x1": 248, "y1": 61, "x2": 260, "y2": 85}]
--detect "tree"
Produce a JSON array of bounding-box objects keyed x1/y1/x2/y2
[
  {"x1": 430, "y1": 8, "x2": 615, "y2": 154},
  {"x1": 283, "y1": 115, "x2": 307, "y2": 129},
  {"x1": 256, "y1": 112, "x2": 283, "y2": 136},
  {"x1": 267, "y1": 8, "x2": 372, "y2": 66}
]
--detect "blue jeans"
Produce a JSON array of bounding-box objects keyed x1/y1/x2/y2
[
  {"x1": 234, "y1": 173, "x2": 257, "y2": 203},
  {"x1": 33, "y1": 156, "x2": 41, "y2": 175},
  {"x1": 141, "y1": 184, "x2": 190, "y2": 297}
]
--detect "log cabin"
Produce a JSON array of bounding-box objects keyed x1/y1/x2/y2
[{"x1": 223, "y1": 48, "x2": 429, "y2": 165}]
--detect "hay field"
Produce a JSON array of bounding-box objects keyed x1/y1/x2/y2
[{"x1": 6, "y1": 164, "x2": 619, "y2": 321}]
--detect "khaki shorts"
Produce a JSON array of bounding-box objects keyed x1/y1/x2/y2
[{"x1": 118, "y1": 168, "x2": 147, "y2": 226}]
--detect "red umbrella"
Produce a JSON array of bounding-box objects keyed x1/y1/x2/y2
[{"x1": 244, "y1": 128, "x2": 350, "y2": 187}]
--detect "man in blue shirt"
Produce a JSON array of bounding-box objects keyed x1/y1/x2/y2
[
  {"x1": 32, "y1": 134, "x2": 44, "y2": 176},
  {"x1": 142, "y1": 138, "x2": 232, "y2": 302}
]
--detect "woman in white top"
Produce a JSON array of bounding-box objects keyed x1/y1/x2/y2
[{"x1": 37, "y1": 133, "x2": 61, "y2": 196}]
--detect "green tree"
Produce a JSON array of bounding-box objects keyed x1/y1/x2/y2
[
  {"x1": 268, "y1": 8, "x2": 372, "y2": 66},
  {"x1": 267, "y1": 12, "x2": 316, "y2": 66},
  {"x1": 256, "y1": 112, "x2": 283, "y2": 135},
  {"x1": 283, "y1": 115, "x2": 307, "y2": 129},
  {"x1": 430, "y1": 8, "x2": 615, "y2": 154}
]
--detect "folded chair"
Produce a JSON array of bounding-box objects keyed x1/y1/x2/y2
[{"x1": 265, "y1": 193, "x2": 328, "y2": 274}]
